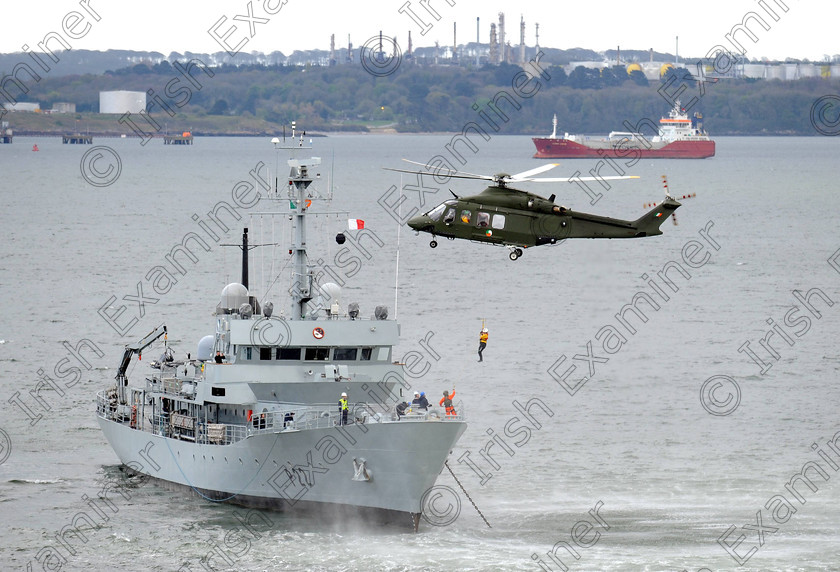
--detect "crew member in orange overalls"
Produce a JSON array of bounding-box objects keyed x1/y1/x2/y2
[{"x1": 440, "y1": 390, "x2": 456, "y2": 416}]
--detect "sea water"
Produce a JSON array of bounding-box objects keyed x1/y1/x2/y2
[{"x1": 1, "y1": 133, "x2": 839, "y2": 571}]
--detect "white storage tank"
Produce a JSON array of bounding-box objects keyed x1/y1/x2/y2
[
  {"x1": 798, "y1": 64, "x2": 819, "y2": 78},
  {"x1": 741, "y1": 64, "x2": 766, "y2": 79},
  {"x1": 765, "y1": 65, "x2": 785, "y2": 80}
]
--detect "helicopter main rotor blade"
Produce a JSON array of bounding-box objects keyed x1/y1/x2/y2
[
  {"x1": 383, "y1": 167, "x2": 494, "y2": 181},
  {"x1": 527, "y1": 175, "x2": 641, "y2": 183},
  {"x1": 508, "y1": 163, "x2": 559, "y2": 180},
  {"x1": 399, "y1": 159, "x2": 492, "y2": 180}
]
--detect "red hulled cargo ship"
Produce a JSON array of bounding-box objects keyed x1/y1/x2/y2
[{"x1": 532, "y1": 101, "x2": 715, "y2": 159}]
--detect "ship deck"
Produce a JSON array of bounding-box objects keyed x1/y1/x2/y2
[{"x1": 96, "y1": 389, "x2": 465, "y2": 446}]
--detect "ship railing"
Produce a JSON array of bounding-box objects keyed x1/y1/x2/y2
[
  {"x1": 95, "y1": 389, "x2": 117, "y2": 419},
  {"x1": 95, "y1": 389, "x2": 136, "y2": 424},
  {"x1": 97, "y1": 391, "x2": 465, "y2": 446},
  {"x1": 402, "y1": 400, "x2": 466, "y2": 422},
  {"x1": 245, "y1": 402, "x2": 388, "y2": 435},
  {"x1": 238, "y1": 401, "x2": 467, "y2": 442},
  {"x1": 145, "y1": 373, "x2": 202, "y2": 399}
]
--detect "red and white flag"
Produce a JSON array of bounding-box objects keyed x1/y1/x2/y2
[{"x1": 348, "y1": 219, "x2": 365, "y2": 230}]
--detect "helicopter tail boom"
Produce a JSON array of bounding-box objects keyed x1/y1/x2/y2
[{"x1": 632, "y1": 197, "x2": 681, "y2": 236}]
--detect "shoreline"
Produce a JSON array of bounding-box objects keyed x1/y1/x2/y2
[{"x1": 1, "y1": 131, "x2": 822, "y2": 138}]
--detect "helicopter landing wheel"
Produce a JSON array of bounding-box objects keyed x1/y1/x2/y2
[
  {"x1": 515, "y1": 248, "x2": 523, "y2": 257},
  {"x1": 430, "y1": 240, "x2": 438, "y2": 248},
  {"x1": 509, "y1": 251, "x2": 519, "y2": 261}
]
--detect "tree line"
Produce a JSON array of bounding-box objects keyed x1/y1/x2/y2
[{"x1": 7, "y1": 60, "x2": 838, "y2": 135}]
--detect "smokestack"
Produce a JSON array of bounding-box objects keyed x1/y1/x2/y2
[
  {"x1": 330, "y1": 34, "x2": 336, "y2": 66},
  {"x1": 490, "y1": 23, "x2": 498, "y2": 64},
  {"x1": 476, "y1": 17, "x2": 480, "y2": 66},
  {"x1": 520, "y1": 15, "x2": 525, "y2": 63},
  {"x1": 453, "y1": 22, "x2": 457, "y2": 62},
  {"x1": 498, "y1": 12, "x2": 505, "y2": 64},
  {"x1": 676, "y1": 36, "x2": 679, "y2": 66}
]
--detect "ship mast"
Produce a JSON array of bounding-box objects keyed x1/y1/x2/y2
[{"x1": 283, "y1": 123, "x2": 320, "y2": 320}]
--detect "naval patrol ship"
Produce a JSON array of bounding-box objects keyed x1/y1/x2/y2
[{"x1": 96, "y1": 131, "x2": 467, "y2": 529}]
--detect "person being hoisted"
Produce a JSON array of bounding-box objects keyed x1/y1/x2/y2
[
  {"x1": 478, "y1": 327, "x2": 489, "y2": 362},
  {"x1": 440, "y1": 389, "x2": 456, "y2": 416}
]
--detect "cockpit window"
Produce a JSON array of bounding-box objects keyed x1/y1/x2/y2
[
  {"x1": 443, "y1": 208, "x2": 456, "y2": 224},
  {"x1": 426, "y1": 204, "x2": 446, "y2": 222}
]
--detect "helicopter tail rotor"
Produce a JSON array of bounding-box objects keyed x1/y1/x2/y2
[
  {"x1": 633, "y1": 195, "x2": 682, "y2": 236},
  {"x1": 643, "y1": 177, "x2": 695, "y2": 226}
]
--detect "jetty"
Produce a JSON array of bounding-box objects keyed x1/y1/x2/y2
[
  {"x1": 163, "y1": 132, "x2": 193, "y2": 145},
  {"x1": 62, "y1": 133, "x2": 93, "y2": 144}
]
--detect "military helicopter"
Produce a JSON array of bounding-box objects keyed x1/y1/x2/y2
[{"x1": 387, "y1": 162, "x2": 681, "y2": 260}]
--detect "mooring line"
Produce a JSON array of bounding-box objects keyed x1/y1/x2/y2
[{"x1": 445, "y1": 460, "x2": 491, "y2": 528}]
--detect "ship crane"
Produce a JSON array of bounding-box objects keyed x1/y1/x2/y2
[{"x1": 115, "y1": 324, "x2": 167, "y2": 405}]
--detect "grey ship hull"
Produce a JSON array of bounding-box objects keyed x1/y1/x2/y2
[{"x1": 98, "y1": 415, "x2": 466, "y2": 518}]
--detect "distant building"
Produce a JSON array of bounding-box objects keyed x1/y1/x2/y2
[
  {"x1": 100, "y1": 91, "x2": 146, "y2": 114},
  {"x1": 51, "y1": 102, "x2": 76, "y2": 114},
  {"x1": 567, "y1": 59, "x2": 833, "y2": 82},
  {"x1": 2, "y1": 102, "x2": 40, "y2": 112}
]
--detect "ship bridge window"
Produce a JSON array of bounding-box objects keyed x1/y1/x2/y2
[
  {"x1": 377, "y1": 347, "x2": 390, "y2": 361},
  {"x1": 242, "y1": 347, "x2": 253, "y2": 360},
  {"x1": 259, "y1": 347, "x2": 272, "y2": 360},
  {"x1": 427, "y1": 204, "x2": 446, "y2": 222},
  {"x1": 276, "y1": 347, "x2": 301, "y2": 360},
  {"x1": 305, "y1": 347, "x2": 330, "y2": 361},
  {"x1": 361, "y1": 347, "x2": 373, "y2": 361},
  {"x1": 334, "y1": 347, "x2": 358, "y2": 361},
  {"x1": 492, "y1": 214, "x2": 506, "y2": 229}
]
